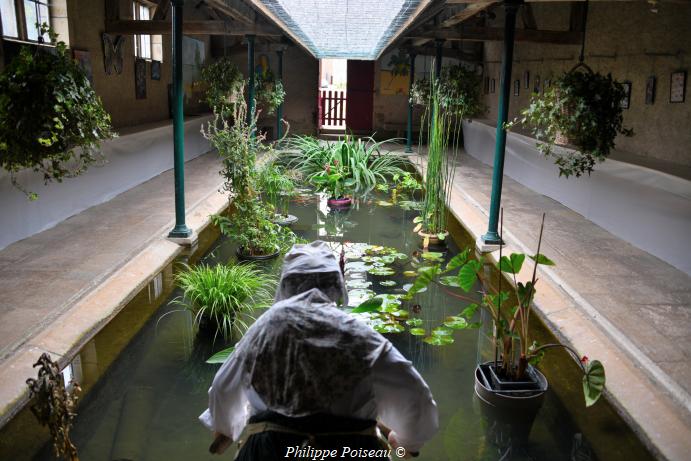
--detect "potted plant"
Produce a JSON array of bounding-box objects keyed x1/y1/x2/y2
[
  {"x1": 404, "y1": 215, "x2": 606, "y2": 438},
  {"x1": 0, "y1": 25, "x2": 115, "y2": 200},
  {"x1": 173, "y1": 262, "x2": 275, "y2": 341},
  {"x1": 257, "y1": 160, "x2": 298, "y2": 225},
  {"x1": 508, "y1": 65, "x2": 633, "y2": 178},
  {"x1": 255, "y1": 70, "x2": 285, "y2": 115},
  {"x1": 311, "y1": 158, "x2": 354, "y2": 208},
  {"x1": 200, "y1": 57, "x2": 245, "y2": 115},
  {"x1": 409, "y1": 64, "x2": 485, "y2": 117}
]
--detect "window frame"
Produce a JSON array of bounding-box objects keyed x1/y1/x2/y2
[
  {"x1": 1, "y1": 0, "x2": 51, "y2": 43},
  {"x1": 133, "y1": 0, "x2": 153, "y2": 61}
]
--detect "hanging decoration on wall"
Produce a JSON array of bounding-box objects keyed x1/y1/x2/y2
[
  {"x1": 524, "y1": 70, "x2": 530, "y2": 89},
  {"x1": 490, "y1": 78, "x2": 496, "y2": 93},
  {"x1": 72, "y1": 49, "x2": 93, "y2": 85},
  {"x1": 534, "y1": 75, "x2": 541, "y2": 94},
  {"x1": 484, "y1": 76, "x2": 490, "y2": 94},
  {"x1": 670, "y1": 70, "x2": 686, "y2": 103},
  {"x1": 151, "y1": 60, "x2": 161, "y2": 80},
  {"x1": 102, "y1": 33, "x2": 124, "y2": 75},
  {"x1": 620, "y1": 81, "x2": 631, "y2": 109},
  {"x1": 135, "y1": 58, "x2": 147, "y2": 99},
  {"x1": 645, "y1": 76, "x2": 656, "y2": 105},
  {"x1": 514, "y1": 79, "x2": 520, "y2": 96}
]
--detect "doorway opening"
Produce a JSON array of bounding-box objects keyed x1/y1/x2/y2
[{"x1": 319, "y1": 59, "x2": 347, "y2": 131}]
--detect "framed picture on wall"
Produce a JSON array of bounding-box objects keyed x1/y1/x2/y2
[
  {"x1": 135, "y1": 58, "x2": 147, "y2": 99},
  {"x1": 670, "y1": 71, "x2": 686, "y2": 103},
  {"x1": 72, "y1": 49, "x2": 93, "y2": 85},
  {"x1": 645, "y1": 76, "x2": 656, "y2": 105},
  {"x1": 514, "y1": 79, "x2": 520, "y2": 96},
  {"x1": 534, "y1": 75, "x2": 541, "y2": 94},
  {"x1": 151, "y1": 60, "x2": 161, "y2": 81},
  {"x1": 484, "y1": 76, "x2": 490, "y2": 94},
  {"x1": 544, "y1": 78, "x2": 551, "y2": 89},
  {"x1": 490, "y1": 78, "x2": 496, "y2": 93},
  {"x1": 523, "y1": 70, "x2": 530, "y2": 89},
  {"x1": 620, "y1": 81, "x2": 631, "y2": 109}
]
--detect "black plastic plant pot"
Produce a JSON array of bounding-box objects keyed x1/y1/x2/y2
[
  {"x1": 327, "y1": 197, "x2": 352, "y2": 208},
  {"x1": 474, "y1": 361, "x2": 548, "y2": 445},
  {"x1": 236, "y1": 247, "x2": 280, "y2": 261},
  {"x1": 273, "y1": 214, "x2": 298, "y2": 226}
]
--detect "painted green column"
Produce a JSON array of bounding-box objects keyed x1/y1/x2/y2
[
  {"x1": 168, "y1": 0, "x2": 191, "y2": 238},
  {"x1": 246, "y1": 35, "x2": 256, "y2": 136},
  {"x1": 481, "y1": 1, "x2": 521, "y2": 245},
  {"x1": 405, "y1": 50, "x2": 416, "y2": 153},
  {"x1": 276, "y1": 49, "x2": 284, "y2": 141}
]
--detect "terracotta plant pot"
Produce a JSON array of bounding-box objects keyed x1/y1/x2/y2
[
  {"x1": 236, "y1": 247, "x2": 280, "y2": 261},
  {"x1": 327, "y1": 197, "x2": 352, "y2": 209},
  {"x1": 418, "y1": 230, "x2": 449, "y2": 248}
]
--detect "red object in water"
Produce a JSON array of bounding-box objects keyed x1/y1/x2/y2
[
  {"x1": 346, "y1": 60, "x2": 374, "y2": 133},
  {"x1": 327, "y1": 197, "x2": 352, "y2": 208}
]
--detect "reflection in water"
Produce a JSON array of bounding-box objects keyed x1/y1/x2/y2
[{"x1": 20, "y1": 192, "x2": 653, "y2": 461}]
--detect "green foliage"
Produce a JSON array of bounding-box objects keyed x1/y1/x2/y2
[
  {"x1": 257, "y1": 161, "x2": 296, "y2": 216},
  {"x1": 410, "y1": 64, "x2": 485, "y2": 118},
  {"x1": 255, "y1": 70, "x2": 285, "y2": 115},
  {"x1": 0, "y1": 26, "x2": 115, "y2": 199},
  {"x1": 498, "y1": 253, "x2": 526, "y2": 274},
  {"x1": 392, "y1": 171, "x2": 422, "y2": 192},
  {"x1": 583, "y1": 359, "x2": 606, "y2": 407},
  {"x1": 286, "y1": 135, "x2": 409, "y2": 198},
  {"x1": 173, "y1": 262, "x2": 275, "y2": 341},
  {"x1": 206, "y1": 346, "x2": 235, "y2": 364},
  {"x1": 200, "y1": 57, "x2": 245, "y2": 115},
  {"x1": 387, "y1": 50, "x2": 410, "y2": 77},
  {"x1": 509, "y1": 68, "x2": 633, "y2": 178},
  {"x1": 351, "y1": 297, "x2": 384, "y2": 313}
]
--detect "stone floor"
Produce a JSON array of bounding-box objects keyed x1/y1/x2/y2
[{"x1": 0, "y1": 152, "x2": 224, "y2": 363}]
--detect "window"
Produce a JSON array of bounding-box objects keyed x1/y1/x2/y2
[
  {"x1": 0, "y1": 0, "x2": 51, "y2": 42},
  {"x1": 133, "y1": 1, "x2": 151, "y2": 59}
]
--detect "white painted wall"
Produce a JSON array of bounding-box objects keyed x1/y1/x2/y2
[
  {"x1": 0, "y1": 115, "x2": 213, "y2": 250},
  {"x1": 463, "y1": 121, "x2": 691, "y2": 276}
]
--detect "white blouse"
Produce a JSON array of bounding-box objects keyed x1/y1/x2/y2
[{"x1": 199, "y1": 343, "x2": 439, "y2": 453}]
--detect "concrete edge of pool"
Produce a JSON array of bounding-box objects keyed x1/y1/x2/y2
[
  {"x1": 410, "y1": 157, "x2": 691, "y2": 461},
  {"x1": 0, "y1": 185, "x2": 229, "y2": 430}
]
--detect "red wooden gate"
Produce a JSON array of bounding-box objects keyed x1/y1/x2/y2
[{"x1": 319, "y1": 90, "x2": 346, "y2": 128}]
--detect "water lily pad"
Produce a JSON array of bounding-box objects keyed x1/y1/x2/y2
[
  {"x1": 406, "y1": 318, "x2": 423, "y2": 327},
  {"x1": 380, "y1": 255, "x2": 396, "y2": 264},
  {"x1": 377, "y1": 200, "x2": 393, "y2": 207},
  {"x1": 348, "y1": 289, "x2": 376, "y2": 306},
  {"x1": 361, "y1": 256, "x2": 380, "y2": 263},
  {"x1": 409, "y1": 328, "x2": 426, "y2": 336},
  {"x1": 421, "y1": 251, "x2": 444, "y2": 261},
  {"x1": 403, "y1": 270, "x2": 417, "y2": 277},
  {"x1": 375, "y1": 294, "x2": 403, "y2": 310},
  {"x1": 439, "y1": 276, "x2": 461, "y2": 288},
  {"x1": 403, "y1": 283, "x2": 427, "y2": 293},
  {"x1": 391, "y1": 309, "x2": 409, "y2": 319},
  {"x1": 393, "y1": 253, "x2": 409, "y2": 261},
  {"x1": 372, "y1": 262, "x2": 386, "y2": 267},
  {"x1": 444, "y1": 316, "x2": 468, "y2": 330},
  {"x1": 379, "y1": 280, "x2": 397, "y2": 287},
  {"x1": 374, "y1": 323, "x2": 405, "y2": 334},
  {"x1": 368, "y1": 267, "x2": 396, "y2": 276},
  {"x1": 347, "y1": 279, "x2": 372, "y2": 289},
  {"x1": 432, "y1": 326, "x2": 454, "y2": 336},
  {"x1": 424, "y1": 335, "x2": 454, "y2": 346}
]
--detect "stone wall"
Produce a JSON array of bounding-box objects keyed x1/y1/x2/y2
[{"x1": 482, "y1": 3, "x2": 691, "y2": 169}]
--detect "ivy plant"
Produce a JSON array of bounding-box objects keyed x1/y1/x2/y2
[
  {"x1": 0, "y1": 25, "x2": 115, "y2": 199},
  {"x1": 200, "y1": 57, "x2": 245, "y2": 116},
  {"x1": 410, "y1": 64, "x2": 485, "y2": 118},
  {"x1": 508, "y1": 68, "x2": 633, "y2": 178},
  {"x1": 255, "y1": 70, "x2": 285, "y2": 115}
]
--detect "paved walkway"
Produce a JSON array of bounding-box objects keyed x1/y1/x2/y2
[
  {"x1": 399, "y1": 145, "x2": 691, "y2": 460},
  {"x1": 0, "y1": 151, "x2": 224, "y2": 373}
]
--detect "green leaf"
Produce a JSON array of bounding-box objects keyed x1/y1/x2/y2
[
  {"x1": 460, "y1": 303, "x2": 480, "y2": 319},
  {"x1": 367, "y1": 267, "x2": 396, "y2": 276},
  {"x1": 413, "y1": 216, "x2": 423, "y2": 224},
  {"x1": 445, "y1": 249, "x2": 470, "y2": 271},
  {"x1": 583, "y1": 360, "x2": 606, "y2": 407},
  {"x1": 351, "y1": 297, "x2": 383, "y2": 313},
  {"x1": 439, "y1": 276, "x2": 461, "y2": 287},
  {"x1": 404, "y1": 265, "x2": 439, "y2": 298},
  {"x1": 420, "y1": 251, "x2": 444, "y2": 261},
  {"x1": 443, "y1": 316, "x2": 468, "y2": 329},
  {"x1": 374, "y1": 323, "x2": 405, "y2": 334},
  {"x1": 409, "y1": 327, "x2": 426, "y2": 336},
  {"x1": 406, "y1": 318, "x2": 423, "y2": 327},
  {"x1": 499, "y1": 253, "x2": 526, "y2": 274},
  {"x1": 424, "y1": 335, "x2": 454, "y2": 346},
  {"x1": 530, "y1": 253, "x2": 556, "y2": 266},
  {"x1": 379, "y1": 280, "x2": 397, "y2": 287},
  {"x1": 432, "y1": 326, "x2": 454, "y2": 336},
  {"x1": 206, "y1": 347, "x2": 235, "y2": 364},
  {"x1": 458, "y1": 260, "x2": 481, "y2": 292}
]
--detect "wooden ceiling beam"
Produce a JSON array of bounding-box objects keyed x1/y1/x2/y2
[
  {"x1": 408, "y1": 26, "x2": 582, "y2": 45},
  {"x1": 152, "y1": 0, "x2": 170, "y2": 20},
  {"x1": 411, "y1": 45, "x2": 481, "y2": 61},
  {"x1": 204, "y1": 0, "x2": 255, "y2": 25},
  {"x1": 105, "y1": 19, "x2": 281, "y2": 36}
]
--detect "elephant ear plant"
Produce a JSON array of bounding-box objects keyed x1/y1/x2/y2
[
  {"x1": 508, "y1": 66, "x2": 633, "y2": 178},
  {"x1": 405, "y1": 214, "x2": 606, "y2": 407},
  {"x1": 0, "y1": 25, "x2": 115, "y2": 200}
]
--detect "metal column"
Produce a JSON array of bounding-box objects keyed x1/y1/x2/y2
[
  {"x1": 168, "y1": 0, "x2": 191, "y2": 239},
  {"x1": 405, "y1": 50, "x2": 416, "y2": 153},
  {"x1": 276, "y1": 49, "x2": 284, "y2": 141},
  {"x1": 481, "y1": 1, "x2": 521, "y2": 245},
  {"x1": 434, "y1": 39, "x2": 444, "y2": 80},
  {"x1": 246, "y1": 35, "x2": 256, "y2": 135}
]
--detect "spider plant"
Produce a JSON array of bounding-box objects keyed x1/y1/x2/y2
[
  {"x1": 285, "y1": 135, "x2": 409, "y2": 197},
  {"x1": 172, "y1": 263, "x2": 275, "y2": 341}
]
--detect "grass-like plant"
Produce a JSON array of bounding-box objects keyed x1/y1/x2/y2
[
  {"x1": 173, "y1": 262, "x2": 275, "y2": 341},
  {"x1": 285, "y1": 135, "x2": 408, "y2": 198},
  {"x1": 257, "y1": 161, "x2": 296, "y2": 217}
]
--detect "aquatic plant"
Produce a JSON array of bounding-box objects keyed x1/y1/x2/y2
[
  {"x1": 200, "y1": 57, "x2": 245, "y2": 116},
  {"x1": 0, "y1": 25, "x2": 115, "y2": 200},
  {"x1": 174, "y1": 262, "x2": 275, "y2": 341},
  {"x1": 26, "y1": 353, "x2": 81, "y2": 461},
  {"x1": 404, "y1": 214, "x2": 606, "y2": 407},
  {"x1": 257, "y1": 161, "x2": 296, "y2": 217},
  {"x1": 285, "y1": 135, "x2": 409, "y2": 198},
  {"x1": 508, "y1": 66, "x2": 633, "y2": 178},
  {"x1": 417, "y1": 76, "x2": 462, "y2": 240}
]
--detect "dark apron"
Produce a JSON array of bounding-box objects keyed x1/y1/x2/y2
[{"x1": 235, "y1": 411, "x2": 391, "y2": 460}]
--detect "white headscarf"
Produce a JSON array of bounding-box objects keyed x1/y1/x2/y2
[{"x1": 232, "y1": 241, "x2": 390, "y2": 416}]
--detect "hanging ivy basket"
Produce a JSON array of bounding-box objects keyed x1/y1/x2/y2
[
  {"x1": 409, "y1": 65, "x2": 484, "y2": 119},
  {"x1": 200, "y1": 57, "x2": 245, "y2": 114},
  {"x1": 255, "y1": 70, "x2": 285, "y2": 115},
  {"x1": 508, "y1": 64, "x2": 633, "y2": 178},
  {"x1": 0, "y1": 27, "x2": 115, "y2": 199}
]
